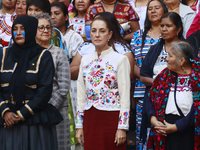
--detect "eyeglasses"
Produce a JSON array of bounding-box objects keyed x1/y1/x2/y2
[{"x1": 38, "y1": 26, "x2": 51, "y2": 32}]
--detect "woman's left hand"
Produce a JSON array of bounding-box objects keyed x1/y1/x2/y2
[
  {"x1": 155, "y1": 120, "x2": 178, "y2": 136},
  {"x1": 114, "y1": 129, "x2": 126, "y2": 146}
]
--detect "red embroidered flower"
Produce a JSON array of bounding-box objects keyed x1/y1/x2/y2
[
  {"x1": 124, "y1": 112, "x2": 127, "y2": 116},
  {"x1": 180, "y1": 78, "x2": 185, "y2": 84},
  {"x1": 1, "y1": 40, "x2": 9, "y2": 46}
]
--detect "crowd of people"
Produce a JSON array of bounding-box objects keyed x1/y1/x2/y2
[{"x1": 0, "y1": 0, "x2": 200, "y2": 150}]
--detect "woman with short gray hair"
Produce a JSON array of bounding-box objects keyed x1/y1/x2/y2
[
  {"x1": 34, "y1": 13, "x2": 54, "y2": 36},
  {"x1": 34, "y1": 13, "x2": 71, "y2": 150}
]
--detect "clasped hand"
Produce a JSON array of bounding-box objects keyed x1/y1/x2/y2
[
  {"x1": 3, "y1": 111, "x2": 21, "y2": 128},
  {"x1": 150, "y1": 116, "x2": 178, "y2": 136}
]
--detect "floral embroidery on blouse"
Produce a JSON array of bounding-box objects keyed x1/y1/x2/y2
[
  {"x1": 88, "y1": 67, "x2": 104, "y2": 87},
  {"x1": 76, "y1": 111, "x2": 84, "y2": 128},
  {"x1": 71, "y1": 16, "x2": 85, "y2": 37},
  {"x1": 176, "y1": 75, "x2": 191, "y2": 91},
  {"x1": 0, "y1": 12, "x2": 17, "y2": 48},
  {"x1": 76, "y1": 48, "x2": 130, "y2": 130},
  {"x1": 83, "y1": 59, "x2": 104, "y2": 87},
  {"x1": 118, "y1": 110, "x2": 130, "y2": 130},
  {"x1": 106, "y1": 62, "x2": 117, "y2": 74},
  {"x1": 104, "y1": 74, "x2": 118, "y2": 89},
  {"x1": 83, "y1": 58, "x2": 102, "y2": 69}
]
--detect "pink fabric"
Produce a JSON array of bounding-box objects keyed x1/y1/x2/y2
[
  {"x1": 186, "y1": 12, "x2": 200, "y2": 38},
  {"x1": 68, "y1": 4, "x2": 73, "y2": 13}
]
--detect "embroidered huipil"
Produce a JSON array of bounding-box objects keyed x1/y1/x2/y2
[
  {"x1": 76, "y1": 47, "x2": 130, "y2": 130},
  {"x1": 85, "y1": 1, "x2": 139, "y2": 24},
  {"x1": 0, "y1": 12, "x2": 17, "y2": 49},
  {"x1": 85, "y1": 1, "x2": 139, "y2": 35},
  {"x1": 165, "y1": 74, "x2": 193, "y2": 116}
]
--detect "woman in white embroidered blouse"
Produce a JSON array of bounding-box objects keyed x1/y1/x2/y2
[
  {"x1": 76, "y1": 15, "x2": 130, "y2": 150},
  {"x1": 0, "y1": 0, "x2": 16, "y2": 49}
]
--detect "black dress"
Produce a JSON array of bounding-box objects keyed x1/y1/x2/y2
[{"x1": 0, "y1": 47, "x2": 62, "y2": 150}]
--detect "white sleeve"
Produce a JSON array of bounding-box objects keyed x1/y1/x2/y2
[
  {"x1": 117, "y1": 56, "x2": 131, "y2": 130},
  {"x1": 76, "y1": 58, "x2": 86, "y2": 128}
]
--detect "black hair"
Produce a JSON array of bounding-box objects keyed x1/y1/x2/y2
[
  {"x1": 161, "y1": 12, "x2": 183, "y2": 39},
  {"x1": 26, "y1": 0, "x2": 51, "y2": 14},
  {"x1": 51, "y1": 2, "x2": 69, "y2": 28},
  {"x1": 94, "y1": 12, "x2": 132, "y2": 51},
  {"x1": 141, "y1": 0, "x2": 168, "y2": 51},
  {"x1": 72, "y1": 0, "x2": 95, "y2": 14},
  {"x1": 51, "y1": 2, "x2": 68, "y2": 17},
  {"x1": 181, "y1": 0, "x2": 188, "y2": 5}
]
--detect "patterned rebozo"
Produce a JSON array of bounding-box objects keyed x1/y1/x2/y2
[
  {"x1": 147, "y1": 59, "x2": 200, "y2": 150},
  {"x1": 85, "y1": 1, "x2": 139, "y2": 24}
]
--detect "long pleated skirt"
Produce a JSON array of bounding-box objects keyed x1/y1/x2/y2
[
  {"x1": 0, "y1": 124, "x2": 58, "y2": 150},
  {"x1": 83, "y1": 106, "x2": 126, "y2": 150}
]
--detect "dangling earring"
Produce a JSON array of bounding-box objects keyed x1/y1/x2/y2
[{"x1": 181, "y1": 66, "x2": 187, "y2": 74}]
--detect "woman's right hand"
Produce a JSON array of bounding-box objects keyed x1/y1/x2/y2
[
  {"x1": 150, "y1": 115, "x2": 167, "y2": 136},
  {"x1": 76, "y1": 128, "x2": 84, "y2": 146},
  {"x1": 3, "y1": 111, "x2": 20, "y2": 128}
]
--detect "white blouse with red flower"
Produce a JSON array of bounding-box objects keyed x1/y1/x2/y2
[
  {"x1": 0, "y1": 12, "x2": 17, "y2": 49},
  {"x1": 76, "y1": 47, "x2": 130, "y2": 130},
  {"x1": 165, "y1": 74, "x2": 193, "y2": 116},
  {"x1": 71, "y1": 16, "x2": 85, "y2": 38}
]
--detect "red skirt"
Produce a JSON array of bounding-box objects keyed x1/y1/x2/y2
[{"x1": 83, "y1": 106, "x2": 126, "y2": 150}]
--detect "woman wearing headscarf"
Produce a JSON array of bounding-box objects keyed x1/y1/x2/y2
[{"x1": 0, "y1": 15, "x2": 62, "y2": 150}]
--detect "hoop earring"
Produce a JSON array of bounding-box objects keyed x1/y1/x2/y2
[{"x1": 181, "y1": 66, "x2": 187, "y2": 74}]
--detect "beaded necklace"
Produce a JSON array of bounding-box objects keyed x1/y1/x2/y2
[{"x1": 148, "y1": 28, "x2": 161, "y2": 50}]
